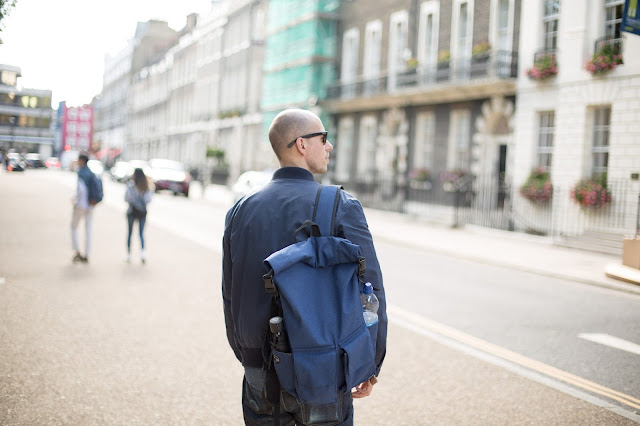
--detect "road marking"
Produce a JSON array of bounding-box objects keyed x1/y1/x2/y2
[
  {"x1": 388, "y1": 305, "x2": 640, "y2": 418},
  {"x1": 578, "y1": 333, "x2": 640, "y2": 356}
]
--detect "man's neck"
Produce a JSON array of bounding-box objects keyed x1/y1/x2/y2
[{"x1": 279, "y1": 159, "x2": 311, "y2": 173}]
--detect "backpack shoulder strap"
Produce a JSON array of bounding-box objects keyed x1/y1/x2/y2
[{"x1": 312, "y1": 185, "x2": 341, "y2": 237}]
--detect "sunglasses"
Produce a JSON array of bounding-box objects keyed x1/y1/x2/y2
[{"x1": 287, "y1": 131, "x2": 328, "y2": 148}]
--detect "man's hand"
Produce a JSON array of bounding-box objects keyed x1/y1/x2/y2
[{"x1": 352, "y1": 376, "x2": 378, "y2": 398}]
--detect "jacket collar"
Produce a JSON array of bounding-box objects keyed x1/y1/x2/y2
[{"x1": 272, "y1": 167, "x2": 315, "y2": 181}]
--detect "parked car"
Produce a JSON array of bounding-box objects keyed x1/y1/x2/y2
[
  {"x1": 6, "y1": 153, "x2": 25, "y2": 172},
  {"x1": 232, "y1": 170, "x2": 273, "y2": 202},
  {"x1": 128, "y1": 160, "x2": 151, "y2": 176},
  {"x1": 45, "y1": 157, "x2": 61, "y2": 168},
  {"x1": 24, "y1": 153, "x2": 46, "y2": 168},
  {"x1": 148, "y1": 158, "x2": 190, "y2": 197},
  {"x1": 109, "y1": 161, "x2": 132, "y2": 182},
  {"x1": 87, "y1": 160, "x2": 105, "y2": 175}
]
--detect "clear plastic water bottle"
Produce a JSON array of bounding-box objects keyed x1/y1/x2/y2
[{"x1": 361, "y1": 282, "x2": 379, "y2": 327}]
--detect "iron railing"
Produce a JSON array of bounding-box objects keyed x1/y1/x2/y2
[
  {"x1": 594, "y1": 36, "x2": 623, "y2": 56},
  {"x1": 326, "y1": 50, "x2": 518, "y2": 100},
  {"x1": 338, "y1": 173, "x2": 638, "y2": 238}
]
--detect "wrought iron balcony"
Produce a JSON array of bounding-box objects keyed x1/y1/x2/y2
[
  {"x1": 593, "y1": 36, "x2": 623, "y2": 56},
  {"x1": 325, "y1": 50, "x2": 518, "y2": 100},
  {"x1": 326, "y1": 76, "x2": 388, "y2": 100}
]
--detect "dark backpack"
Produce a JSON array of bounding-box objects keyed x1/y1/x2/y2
[
  {"x1": 88, "y1": 173, "x2": 104, "y2": 205},
  {"x1": 262, "y1": 185, "x2": 377, "y2": 405}
]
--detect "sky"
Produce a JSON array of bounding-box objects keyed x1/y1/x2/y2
[{"x1": 0, "y1": 0, "x2": 212, "y2": 107}]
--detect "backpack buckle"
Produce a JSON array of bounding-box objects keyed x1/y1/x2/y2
[{"x1": 263, "y1": 269, "x2": 278, "y2": 297}]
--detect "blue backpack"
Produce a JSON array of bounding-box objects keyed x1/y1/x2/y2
[
  {"x1": 262, "y1": 185, "x2": 377, "y2": 405},
  {"x1": 88, "y1": 173, "x2": 104, "y2": 205}
]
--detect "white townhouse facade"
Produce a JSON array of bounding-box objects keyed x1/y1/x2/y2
[
  {"x1": 128, "y1": 0, "x2": 268, "y2": 182},
  {"x1": 128, "y1": 57, "x2": 171, "y2": 161},
  {"x1": 98, "y1": 20, "x2": 180, "y2": 161},
  {"x1": 513, "y1": 0, "x2": 640, "y2": 239},
  {"x1": 194, "y1": 0, "x2": 270, "y2": 182}
]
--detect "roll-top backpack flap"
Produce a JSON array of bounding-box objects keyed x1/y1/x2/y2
[{"x1": 264, "y1": 236, "x2": 362, "y2": 274}]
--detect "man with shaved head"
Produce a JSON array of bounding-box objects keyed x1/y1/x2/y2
[{"x1": 223, "y1": 109, "x2": 387, "y2": 425}]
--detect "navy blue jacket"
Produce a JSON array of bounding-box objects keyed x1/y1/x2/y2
[{"x1": 222, "y1": 167, "x2": 387, "y2": 375}]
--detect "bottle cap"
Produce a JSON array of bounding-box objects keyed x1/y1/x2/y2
[
  {"x1": 363, "y1": 282, "x2": 373, "y2": 294},
  {"x1": 269, "y1": 316, "x2": 283, "y2": 325}
]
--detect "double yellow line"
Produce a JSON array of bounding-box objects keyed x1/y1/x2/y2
[{"x1": 389, "y1": 306, "x2": 640, "y2": 411}]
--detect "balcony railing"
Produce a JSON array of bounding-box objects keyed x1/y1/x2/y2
[
  {"x1": 594, "y1": 36, "x2": 623, "y2": 56},
  {"x1": 533, "y1": 49, "x2": 556, "y2": 63},
  {"x1": 326, "y1": 76, "x2": 388, "y2": 99},
  {"x1": 326, "y1": 50, "x2": 517, "y2": 100}
]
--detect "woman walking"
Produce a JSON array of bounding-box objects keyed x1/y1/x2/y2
[{"x1": 125, "y1": 168, "x2": 153, "y2": 263}]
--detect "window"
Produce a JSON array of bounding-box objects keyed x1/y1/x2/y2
[
  {"x1": 413, "y1": 112, "x2": 436, "y2": 171},
  {"x1": 388, "y1": 10, "x2": 409, "y2": 88},
  {"x1": 335, "y1": 117, "x2": 354, "y2": 181},
  {"x1": 357, "y1": 115, "x2": 378, "y2": 176},
  {"x1": 604, "y1": 0, "x2": 624, "y2": 39},
  {"x1": 341, "y1": 28, "x2": 360, "y2": 83},
  {"x1": 592, "y1": 107, "x2": 610, "y2": 180},
  {"x1": 452, "y1": 0, "x2": 474, "y2": 59},
  {"x1": 492, "y1": 0, "x2": 513, "y2": 51},
  {"x1": 537, "y1": 111, "x2": 554, "y2": 171},
  {"x1": 418, "y1": 2, "x2": 440, "y2": 75},
  {"x1": 542, "y1": 0, "x2": 560, "y2": 51},
  {"x1": 447, "y1": 110, "x2": 471, "y2": 169},
  {"x1": 363, "y1": 20, "x2": 382, "y2": 79},
  {"x1": 1, "y1": 71, "x2": 17, "y2": 86},
  {"x1": 451, "y1": 0, "x2": 474, "y2": 77}
]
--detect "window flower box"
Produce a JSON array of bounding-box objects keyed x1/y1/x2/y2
[
  {"x1": 519, "y1": 167, "x2": 553, "y2": 203},
  {"x1": 571, "y1": 177, "x2": 612, "y2": 208},
  {"x1": 585, "y1": 43, "x2": 623, "y2": 75},
  {"x1": 408, "y1": 168, "x2": 432, "y2": 190},
  {"x1": 526, "y1": 51, "x2": 557, "y2": 81},
  {"x1": 440, "y1": 169, "x2": 469, "y2": 192}
]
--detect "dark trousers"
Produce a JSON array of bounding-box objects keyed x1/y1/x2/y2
[
  {"x1": 126, "y1": 213, "x2": 146, "y2": 251},
  {"x1": 242, "y1": 367, "x2": 353, "y2": 426}
]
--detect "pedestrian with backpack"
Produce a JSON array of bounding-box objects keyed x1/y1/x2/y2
[
  {"x1": 124, "y1": 168, "x2": 153, "y2": 263},
  {"x1": 222, "y1": 109, "x2": 387, "y2": 425},
  {"x1": 71, "y1": 153, "x2": 97, "y2": 263}
]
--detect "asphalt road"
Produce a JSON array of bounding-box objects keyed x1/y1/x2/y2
[{"x1": 0, "y1": 168, "x2": 638, "y2": 425}]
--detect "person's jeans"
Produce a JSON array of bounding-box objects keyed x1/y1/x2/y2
[
  {"x1": 242, "y1": 367, "x2": 353, "y2": 426},
  {"x1": 127, "y1": 213, "x2": 146, "y2": 251}
]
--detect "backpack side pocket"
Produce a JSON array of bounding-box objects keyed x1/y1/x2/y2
[
  {"x1": 293, "y1": 346, "x2": 337, "y2": 404},
  {"x1": 340, "y1": 324, "x2": 376, "y2": 391},
  {"x1": 272, "y1": 350, "x2": 296, "y2": 396}
]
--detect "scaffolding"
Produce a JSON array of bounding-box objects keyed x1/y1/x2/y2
[{"x1": 261, "y1": 0, "x2": 339, "y2": 134}]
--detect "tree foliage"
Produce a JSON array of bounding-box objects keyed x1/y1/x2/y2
[{"x1": 0, "y1": 0, "x2": 17, "y2": 44}]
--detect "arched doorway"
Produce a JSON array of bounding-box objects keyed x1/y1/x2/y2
[{"x1": 472, "y1": 95, "x2": 515, "y2": 210}]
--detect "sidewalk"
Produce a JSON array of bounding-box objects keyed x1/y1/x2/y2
[{"x1": 195, "y1": 182, "x2": 640, "y2": 295}]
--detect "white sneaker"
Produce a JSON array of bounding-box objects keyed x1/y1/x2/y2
[
  {"x1": 141, "y1": 250, "x2": 146, "y2": 264},
  {"x1": 125, "y1": 253, "x2": 131, "y2": 263}
]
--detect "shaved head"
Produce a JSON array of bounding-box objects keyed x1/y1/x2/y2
[{"x1": 269, "y1": 109, "x2": 321, "y2": 160}]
